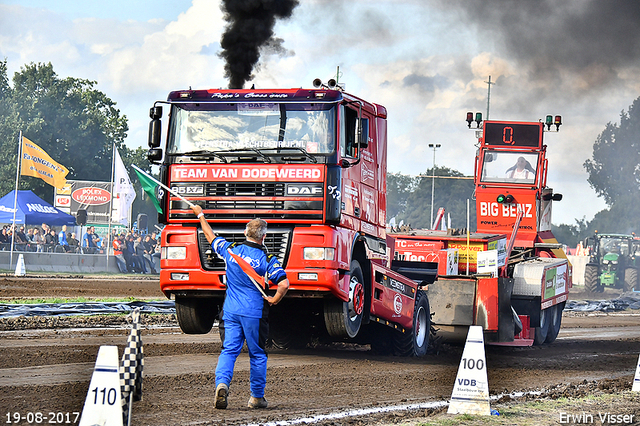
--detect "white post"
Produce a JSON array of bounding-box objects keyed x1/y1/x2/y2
[
  {"x1": 428, "y1": 143, "x2": 441, "y2": 229},
  {"x1": 10, "y1": 132, "x2": 23, "y2": 269},
  {"x1": 106, "y1": 144, "x2": 115, "y2": 270}
]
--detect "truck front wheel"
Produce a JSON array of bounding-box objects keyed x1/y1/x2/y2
[
  {"x1": 175, "y1": 297, "x2": 217, "y2": 334},
  {"x1": 324, "y1": 260, "x2": 365, "y2": 339},
  {"x1": 392, "y1": 290, "x2": 430, "y2": 357}
]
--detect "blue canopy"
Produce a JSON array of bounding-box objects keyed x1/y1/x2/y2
[{"x1": 0, "y1": 190, "x2": 76, "y2": 226}]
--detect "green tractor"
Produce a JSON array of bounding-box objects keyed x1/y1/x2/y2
[{"x1": 583, "y1": 233, "x2": 639, "y2": 293}]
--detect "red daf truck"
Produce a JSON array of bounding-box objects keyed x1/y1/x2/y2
[
  {"x1": 391, "y1": 117, "x2": 571, "y2": 345},
  {"x1": 147, "y1": 82, "x2": 436, "y2": 356}
]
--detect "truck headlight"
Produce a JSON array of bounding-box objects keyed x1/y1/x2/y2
[
  {"x1": 303, "y1": 247, "x2": 335, "y2": 261},
  {"x1": 163, "y1": 246, "x2": 187, "y2": 260},
  {"x1": 602, "y1": 259, "x2": 609, "y2": 264},
  {"x1": 611, "y1": 260, "x2": 618, "y2": 264}
]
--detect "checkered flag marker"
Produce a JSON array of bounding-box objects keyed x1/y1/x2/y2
[{"x1": 120, "y1": 308, "x2": 144, "y2": 426}]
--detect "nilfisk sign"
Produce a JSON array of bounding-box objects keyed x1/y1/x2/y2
[{"x1": 54, "y1": 180, "x2": 112, "y2": 224}]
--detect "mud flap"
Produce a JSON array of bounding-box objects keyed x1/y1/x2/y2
[{"x1": 498, "y1": 277, "x2": 515, "y2": 342}]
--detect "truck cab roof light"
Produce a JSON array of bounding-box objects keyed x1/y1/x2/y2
[
  {"x1": 554, "y1": 115, "x2": 562, "y2": 131},
  {"x1": 466, "y1": 112, "x2": 474, "y2": 128},
  {"x1": 475, "y1": 112, "x2": 483, "y2": 128}
]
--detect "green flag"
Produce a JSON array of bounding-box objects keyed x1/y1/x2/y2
[{"x1": 134, "y1": 168, "x2": 162, "y2": 213}]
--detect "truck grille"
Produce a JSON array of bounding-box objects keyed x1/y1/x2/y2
[
  {"x1": 197, "y1": 228, "x2": 292, "y2": 271},
  {"x1": 206, "y1": 182, "x2": 285, "y2": 197},
  {"x1": 204, "y1": 200, "x2": 285, "y2": 210}
]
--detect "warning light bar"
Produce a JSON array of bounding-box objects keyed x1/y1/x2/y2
[
  {"x1": 466, "y1": 112, "x2": 483, "y2": 129},
  {"x1": 544, "y1": 114, "x2": 563, "y2": 131}
]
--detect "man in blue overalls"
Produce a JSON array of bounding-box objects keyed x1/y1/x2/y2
[{"x1": 191, "y1": 205, "x2": 289, "y2": 409}]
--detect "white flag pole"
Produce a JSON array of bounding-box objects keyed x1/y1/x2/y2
[
  {"x1": 10, "y1": 132, "x2": 23, "y2": 269},
  {"x1": 131, "y1": 164, "x2": 195, "y2": 208},
  {"x1": 106, "y1": 144, "x2": 116, "y2": 270}
]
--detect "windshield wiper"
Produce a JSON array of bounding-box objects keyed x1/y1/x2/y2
[
  {"x1": 172, "y1": 150, "x2": 228, "y2": 163},
  {"x1": 214, "y1": 148, "x2": 272, "y2": 163},
  {"x1": 261, "y1": 147, "x2": 318, "y2": 163}
]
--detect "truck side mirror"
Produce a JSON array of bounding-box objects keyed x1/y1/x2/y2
[
  {"x1": 149, "y1": 118, "x2": 162, "y2": 148},
  {"x1": 150, "y1": 106, "x2": 162, "y2": 120},
  {"x1": 147, "y1": 148, "x2": 163, "y2": 163}
]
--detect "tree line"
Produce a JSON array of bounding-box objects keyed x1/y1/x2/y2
[{"x1": 0, "y1": 60, "x2": 157, "y2": 224}]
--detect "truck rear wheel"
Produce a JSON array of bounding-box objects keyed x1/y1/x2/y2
[
  {"x1": 544, "y1": 302, "x2": 564, "y2": 344},
  {"x1": 533, "y1": 306, "x2": 551, "y2": 345},
  {"x1": 392, "y1": 290, "x2": 430, "y2": 357},
  {"x1": 268, "y1": 302, "x2": 310, "y2": 350},
  {"x1": 324, "y1": 260, "x2": 364, "y2": 339},
  {"x1": 584, "y1": 264, "x2": 602, "y2": 293},
  {"x1": 624, "y1": 268, "x2": 638, "y2": 292},
  {"x1": 175, "y1": 297, "x2": 217, "y2": 334}
]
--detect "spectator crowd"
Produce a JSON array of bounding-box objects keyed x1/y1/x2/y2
[{"x1": 0, "y1": 223, "x2": 160, "y2": 275}]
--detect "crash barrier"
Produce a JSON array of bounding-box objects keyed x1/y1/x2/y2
[
  {"x1": 79, "y1": 308, "x2": 144, "y2": 426},
  {"x1": 0, "y1": 250, "x2": 159, "y2": 274},
  {"x1": 448, "y1": 325, "x2": 491, "y2": 416},
  {"x1": 566, "y1": 255, "x2": 588, "y2": 286},
  {"x1": 0, "y1": 300, "x2": 175, "y2": 318}
]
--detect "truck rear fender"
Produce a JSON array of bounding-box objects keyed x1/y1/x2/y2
[{"x1": 370, "y1": 263, "x2": 417, "y2": 330}]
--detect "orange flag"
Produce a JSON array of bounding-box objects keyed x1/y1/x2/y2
[
  {"x1": 20, "y1": 137, "x2": 69, "y2": 189},
  {"x1": 227, "y1": 250, "x2": 268, "y2": 297}
]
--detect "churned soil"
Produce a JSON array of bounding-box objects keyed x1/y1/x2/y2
[{"x1": 0, "y1": 275, "x2": 638, "y2": 425}]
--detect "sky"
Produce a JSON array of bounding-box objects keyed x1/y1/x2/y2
[{"x1": 1, "y1": 0, "x2": 639, "y2": 226}]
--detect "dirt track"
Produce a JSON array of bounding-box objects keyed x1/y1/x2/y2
[{"x1": 0, "y1": 276, "x2": 639, "y2": 425}]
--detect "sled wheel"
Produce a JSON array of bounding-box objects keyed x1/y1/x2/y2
[
  {"x1": 544, "y1": 302, "x2": 564, "y2": 344},
  {"x1": 392, "y1": 290, "x2": 430, "y2": 357}
]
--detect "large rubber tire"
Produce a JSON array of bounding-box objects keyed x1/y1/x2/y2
[
  {"x1": 268, "y1": 303, "x2": 310, "y2": 350},
  {"x1": 392, "y1": 290, "x2": 430, "y2": 357},
  {"x1": 584, "y1": 264, "x2": 602, "y2": 293},
  {"x1": 369, "y1": 324, "x2": 393, "y2": 355},
  {"x1": 624, "y1": 268, "x2": 638, "y2": 292},
  {"x1": 324, "y1": 260, "x2": 365, "y2": 339},
  {"x1": 544, "y1": 302, "x2": 564, "y2": 344},
  {"x1": 175, "y1": 297, "x2": 217, "y2": 334},
  {"x1": 533, "y1": 306, "x2": 551, "y2": 346},
  {"x1": 269, "y1": 324, "x2": 309, "y2": 350}
]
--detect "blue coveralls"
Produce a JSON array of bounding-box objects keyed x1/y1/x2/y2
[{"x1": 212, "y1": 237, "x2": 287, "y2": 398}]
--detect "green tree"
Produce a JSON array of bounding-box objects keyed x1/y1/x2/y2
[
  {"x1": 551, "y1": 218, "x2": 589, "y2": 247},
  {"x1": 393, "y1": 167, "x2": 475, "y2": 230},
  {"x1": 386, "y1": 172, "x2": 418, "y2": 220},
  {"x1": 583, "y1": 95, "x2": 640, "y2": 234},
  {"x1": 0, "y1": 61, "x2": 136, "y2": 202}
]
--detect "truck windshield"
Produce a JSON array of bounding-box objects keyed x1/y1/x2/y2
[
  {"x1": 480, "y1": 150, "x2": 539, "y2": 184},
  {"x1": 167, "y1": 102, "x2": 336, "y2": 155}
]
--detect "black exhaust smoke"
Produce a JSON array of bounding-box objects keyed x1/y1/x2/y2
[{"x1": 220, "y1": 0, "x2": 299, "y2": 89}]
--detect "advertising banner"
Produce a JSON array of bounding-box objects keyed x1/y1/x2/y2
[{"x1": 55, "y1": 180, "x2": 112, "y2": 225}]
